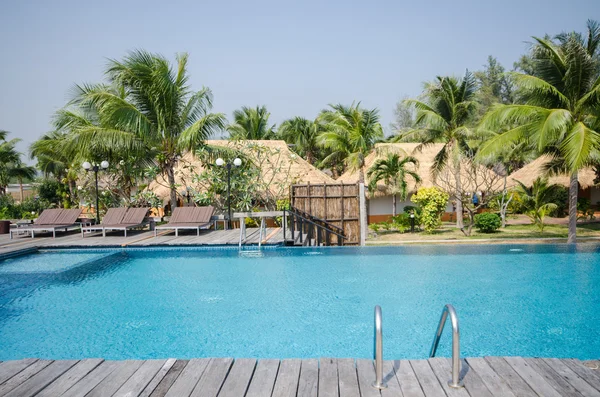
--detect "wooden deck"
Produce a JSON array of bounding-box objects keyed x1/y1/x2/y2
[
  {"x1": 0, "y1": 228, "x2": 285, "y2": 255},
  {"x1": 0, "y1": 357, "x2": 598, "y2": 396}
]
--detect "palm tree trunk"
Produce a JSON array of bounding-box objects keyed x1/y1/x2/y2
[
  {"x1": 454, "y1": 161, "x2": 464, "y2": 229},
  {"x1": 567, "y1": 171, "x2": 578, "y2": 244},
  {"x1": 392, "y1": 194, "x2": 397, "y2": 217},
  {"x1": 19, "y1": 178, "x2": 23, "y2": 202},
  {"x1": 166, "y1": 164, "x2": 178, "y2": 212}
]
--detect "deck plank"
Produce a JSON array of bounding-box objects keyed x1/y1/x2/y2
[
  {"x1": 0, "y1": 360, "x2": 53, "y2": 396},
  {"x1": 337, "y1": 358, "x2": 360, "y2": 397},
  {"x1": 542, "y1": 358, "x2": 600, "y2": 397},
  {"x1": 409, "y1": 360, "x2": 446, "y2": 397},
  {"x1": 272, "y1": 359, "x2": 302, "y2": 397},
  {"x1": 35, "y1": 359, "x2": 103, "y2": 397},
  {"x1": 427, "y1": 358, "x2": 470, "y2": 397},
  {"x1": 318, "y1": 358, "x2": 339, "y2": 397},
  {"x1": 86, "y1": 360, "x2": 144, "y2": 397},
  {"x1": 394, "y1": 360, "x2": 425, "y2": 397},
  {"x1": 138, "y1": 358, "x2": 177, "y2": 397},
  {"x1": 0, "y1": 359, "x2": 38, "y2": 385},
  {"x1": 190, "y1": 357, "x2": 233, "y2": 397},
  {"x1": 355, "y1": 359, "x2": 380, "y2": 397},
  {"x1": 113, "y1": 359, "x2": 168, "y2": 397},
  {"x1": 464, "y1": 358, "x2": 515, "y2": 397},
  {"x1": 561, "y1": 359, "x2": 600, "y2": 392},
  {"x1": 164, "y1": 359, "x2": 210, "y2": 397},
  {"x1": 484, "y1": 357, "x2": 537, "y2": 397},
  {"x1": 455, "y1": 359, "x2": 493, "y2": 397},
  {"x1": 3, "y1": 359, "x2": 78, "y2": 397},
  {"x1": 380, "y1": 360, "x2": 404, "y2": 397},
  {"x1": 217, "y1": 358, "x2": 256, "y2": 397},
  {"x1": 297, "y1": 359, "x2": 318, "y2": 397},
  {"x1": 60, "y1": 361, "x2": 120, "y2": 397},
  {"x1": 148, "y1": 360, "x2": 189, "y2": 397},
  {"x1": 523, "y1": 358, "x2": 581, "y2": 397},
  {"x1": 503, "y1": 357, "x2": 563, "y2": 397},
  {"x1": 245, "y1": 359, "x2": 280, "y2": 397}
]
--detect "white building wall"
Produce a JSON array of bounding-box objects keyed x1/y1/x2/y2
[{"x1": 368, "y1": 193, "x2": 454, "y2": 216}]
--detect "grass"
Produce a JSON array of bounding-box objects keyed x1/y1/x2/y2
[{"x1": 368, "y1": 221, "x2": 600, "y2": 243}]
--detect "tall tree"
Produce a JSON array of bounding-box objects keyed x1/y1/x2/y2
[
  {"x1": 278, "y1": 117, "x2": 321, "y2": 164},
  {"x1": 479, "y1": 20, "x2": 600, "y2": 243},
  {"x1": 474, "y1": 56, "x2": 515, "y2": 119},
  {"x1": 317, "y1": 103, "x2": 384, "y2": 183},
  {"x1": 66, "y1": 50, "x2": 226, "y2": 210},
  {"x1": 8, "y1": 160, "x2": 36, "y2": 202},
  {"x1": 0, "y1": 131, "x2": 22, "y2": 195},
  {"x1": 227, "y1": 106, "x2": 276, "y2": 140},
  {"x1": 400, "y1": 72, "x2": 478, "y2": 229},
  {"x1": 367, "y1": 153, "x2": 421, "y2": 216}
]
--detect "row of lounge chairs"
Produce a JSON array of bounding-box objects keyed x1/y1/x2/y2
[{"x1": 9, "y1": 206, "x2": 215, "y2": 239}]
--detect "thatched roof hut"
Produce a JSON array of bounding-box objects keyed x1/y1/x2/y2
[
  {"x1": 338, "y1": 143, "x2": 504, "y2": 196},
  {"x1": 506, "y1": 156, "x2": 597, "y2": 189},
  {"x1": 149, "y1": 140, "x2": 335, "y2": 202}
]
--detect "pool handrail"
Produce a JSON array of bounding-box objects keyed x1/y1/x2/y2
[
  {"x1": 284, "y1": 207, "x2": 346, "y2": 246},
  {"x1": 429, "y1": 304, "x2": 463, "y2": 388},
  {"x1": 372, "y1": 305, "x2": 387, "y2": 389}
]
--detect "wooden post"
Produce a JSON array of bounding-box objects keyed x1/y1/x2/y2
[
  {"x1": 307, "y1": 181, "x2": 311, "y2": 216},
  {"x1": 340, "y1": 182, "x2": 345, "y2": 246},
  {"x1": 323, "y1": 182, "x2": 327, "y2": 221},
  {"x1": 359, "y1": 183, "x2": 367, "y2": 246}
]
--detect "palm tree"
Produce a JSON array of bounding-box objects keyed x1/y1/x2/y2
[
  {"x1": 479, "y1": 20, "x2": 600, "y2": 243},
  {"x1": 66, "y1": 50, "x2": 226, "y2": 210},
  {"x1": 317, "y1": 103, "x2": 384, "y2": 183},
  {"x1": 367, "y1": 153, "x2": 421, "y2": 216},
  {"x1": 227, "y1": 106, "x2": 276, "y2": 140},
  {"x1": 0, "y1": 131, "x2": 21, "y2": 195},
  {"x1": 399, "y1": 72, "x2": 478, "y2": 229},
  {"x1": 278, "y1": 117, "x2": 321, "y2": 164},
  {"x1": 514, "y1": 178, "x2": 559, "y2": 233},
  {"x1": 8, "y1": 161, "x2": 36, "y2": 202}
]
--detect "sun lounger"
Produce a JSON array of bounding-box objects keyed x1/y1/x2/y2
[
  {"x1": 154, "y1": 206, "x2": 214, "y2": 236},
  {"x1": 81, "y1": 207, "x2": 128, "y2": 237},
  {"x1": 99, "y1": 207, "x2": 150, "y2": 237},
  {"x1": 10, "y1": 208, "x2": 83, "y2": 239}
]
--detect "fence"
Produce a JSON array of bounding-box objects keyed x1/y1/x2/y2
[{"x1": 290, "y1": 182, "x2": 361, "y2": 245}]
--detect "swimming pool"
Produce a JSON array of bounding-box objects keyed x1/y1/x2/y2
[{"x1": 0, "y1": 244, "x2": 598, "y2": 361}]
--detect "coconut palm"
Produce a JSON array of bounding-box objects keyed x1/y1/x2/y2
[
  {"x1": 278, "y1": 117, "x2": 321, "y2": 165},
  {"x1": 367, "y1": 153, "x2": 421, "y2": 216},
  {"x1": 227, "y1": 106, "x2": 276, "y2": 140},
  {"x1": 399, "y1": 72, "x2": 478, "y2": 229},
  {"x1": 479, "y1": 20, "x2": 600, "y2": 243},
  {"x1": 0, "y1": 131, "x2": 22, "y2": 195},
  {"x1": 8, "y1": 161, "x2": 36, "y2": 202},
  {"x1": 66, "y1": 50, "x2": 226, "y2": 209},
  {"x1": 514, "y1": 177, "x2": 559, "y2": 233},
  {"x1": 317, "y1": 103, "x2": 384, "y2": 182}
]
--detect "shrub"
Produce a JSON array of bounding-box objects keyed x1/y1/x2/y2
[
  {"x1": 411, "y1": 187, "x2": 449, "y2": 233},
  {"x1": 474, "y1": 213, "x2": 501, "y2": 233}
]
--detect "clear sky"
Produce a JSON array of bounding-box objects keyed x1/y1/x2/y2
[{"x1": 0, "y1": 0, "x2": 597, "y2": 160}]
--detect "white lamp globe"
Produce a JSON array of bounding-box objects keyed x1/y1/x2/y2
[
  {"x1": 82, "y1": 161, "x2": 92, "y2": 170},
  {"x1": 100, "y1": 160, "x2": 109, "y2": 169},
  {"x1": 216, "y1": 158, "x2": 225, "y2": 166},
  {"x1": 233, "y1": 158, "x2": 242, "y2": 167}
]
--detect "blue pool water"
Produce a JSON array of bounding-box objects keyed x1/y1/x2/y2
[{"x1": 0, "y1": 244, "x2": 598, "y2": 361}]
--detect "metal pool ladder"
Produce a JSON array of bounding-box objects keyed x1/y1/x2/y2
[
  {"x1": 372, "y1": 305, "x2": 387, "y2": 389},
  {"x1": 430, "y1": 304, "x2": 463, "y2": 388}
]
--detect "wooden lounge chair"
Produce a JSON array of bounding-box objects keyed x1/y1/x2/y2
[
  {"x1": 81, "y1": 207, "x2": 128, "y2": 237},
  {"x1": 100, "y1": 207, "x2": 150, "y2": 237},
  {"x1": 10, "y1": 208, "x2": 83, "y2": 239},
  {"x1": 154, "y1": 206, "x2": 214, "y2": 236}
]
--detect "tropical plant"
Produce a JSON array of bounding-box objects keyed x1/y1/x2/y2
[
  {"x1": 397, "y1": 72, "x2": 478, "y2": 229},
  {"x1": 479, "y1": 20, "x2": 600, "y2": 243},
  {"x1": 367, "y1": 152, "x2": 421, "y2": 216},
  {"x1": 317, "y1": 103, "x2": 384, "y2": 182},
  {"x1": 0, "y1": 130, "x2": 22, "y2": 195},
  {"x1": 8, "y1": 160, "x2": 36, "y2": 202},
  {"x1": 227, "y1": 106, "x2": 276, "y2": 140},
  {"x1": 278, "y1": 117, "x2": 321, "y2": 164},
  {"x1": 411, "y1": 187, "x2": 449, "y2": 233},
  {"x1": 65, "y1": 50, "x2": 226, "y2": 210},
  {"x1": 514, "y1": 177, "x2": 561, "y2": 232},
  {"x1": 474, "y1": 212, "x2": 501, "y2": 233}
]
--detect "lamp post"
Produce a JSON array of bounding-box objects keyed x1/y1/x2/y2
[
  {"x1": 82, "y1": 160, "x2": 109, "y2": 224},
  {"x1": 410, "y1": 211, "x2": 415, "y2": 233},
  {"x1": 216, "y1": 157, "x2": 242, "y2": 229}
]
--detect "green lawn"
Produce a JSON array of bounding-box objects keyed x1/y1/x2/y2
[{"x1": 368, "y1": 221, "x2": 600, "y2": 243}]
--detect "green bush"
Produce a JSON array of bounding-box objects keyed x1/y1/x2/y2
[
  {"x1": 411, "y1": 187, "x2": 449, "y2": 233},
  {"x1": 474, "y1": 212, "x2": 501, "y2": 233}
]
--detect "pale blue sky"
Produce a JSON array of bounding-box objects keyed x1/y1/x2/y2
[{"x1": 0, "y1": 0, "x2": 597, "y2": 159}]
